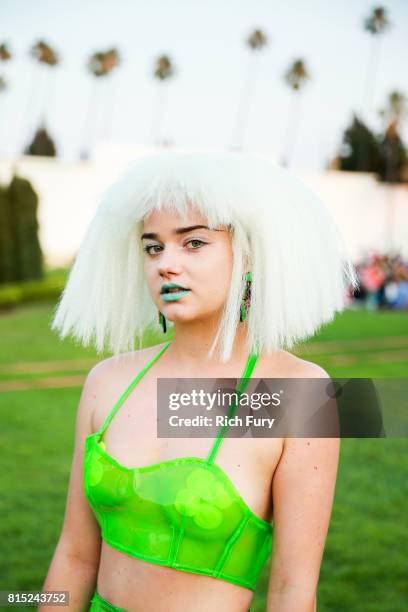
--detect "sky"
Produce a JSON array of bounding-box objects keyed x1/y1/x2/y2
[{"x1": 0, "y1": 0, "x2": 407, "y2": 170}]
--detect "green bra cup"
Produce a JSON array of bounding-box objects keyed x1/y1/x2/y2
[{"x1": 84, "y1": 341, "x2": 273, "y2": 592}]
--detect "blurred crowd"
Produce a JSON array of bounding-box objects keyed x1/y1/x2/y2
[{"x1": 349, "y1": 252, "x2": 408, "y2": 311}]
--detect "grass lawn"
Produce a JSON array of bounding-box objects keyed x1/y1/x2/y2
[{"x1": 0, "y1": 303, "x2": 407, "y2": 611}]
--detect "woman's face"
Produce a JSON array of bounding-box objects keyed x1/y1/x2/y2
[{"x1": 142, "y1": 205, "x2": 233, "y2": 324}]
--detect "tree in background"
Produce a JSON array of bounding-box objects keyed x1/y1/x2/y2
[
  {"x1": 24, "y1": 40, "x2": 60, "y2": 156},
  {"x1": 335, "y1": 95, "x2": 408, "y2": 184},
  {"x1": 0, "y1": 42, "x2": 11, "y2": 62},
  {"x1": 150, "y1": 54, "x2": 175, "y2": 146},
  {"x1": 0, "y1": 42, "x2": 12, "y2": 146},
  {"x1": 377, "y1": 91, "x2": 408, "y2": 183},
  {"x1": 377, "y1": 91, "x2": 408, "y2": 253},
  {"x1": 337, "y1": 114, "x2": 382, "y2": 173},
  {"x1": 24, "y1": 125, "x2": 56, "y2": 156},
  {"x1": 0, "y1": 175, "x2": 43, "y2": 284},
  {"x1": 99, "y1": 48, "x2": 121, "y2": 142},
  {"x1": 281, "y1": 58, "x2": 310, "y2": 167},
  {"x1": 379, "y1": 90, "x2": 408, "y2": 128},
  {"x1": 359, "y1": 6, "x2": 391, "y2": 171},
  {"x1": 333, "y1": 102, "x2": 407, "y2": 254},
  {"x1": 81, "y1": 47, "x2": 121, "y2": 160},
  {"x1": 0, "y1": 182, "x2": 13, "y2": 282},
  {"x1": 362, "y1": 6, "x2": 391, "y2": 118},
  {"x1": 231, "y1": 28, "x2": 269, "y2": 151}
]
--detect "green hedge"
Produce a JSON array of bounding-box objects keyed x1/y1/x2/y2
[
  {"x1": 0, "y1": 276, "x2": 66, "y2": 311},
  {"x1": 0, "y1": 175, "x2": 44, "y2": 284}
]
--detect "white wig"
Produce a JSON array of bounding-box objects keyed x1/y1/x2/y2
[{"x1": 52, "y1": 150, "x2": 358, "y2": 362}]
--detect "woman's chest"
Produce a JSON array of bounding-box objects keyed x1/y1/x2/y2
[{"x1": 95, "y1": 383, "x2": 282, "y2": 521}]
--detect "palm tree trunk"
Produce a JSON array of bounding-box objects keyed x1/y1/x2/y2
[
  {"x1": 80, "y1": 78, "x2": 100, "y2": 159},
  {"x1": 231, "y1": 53, "x2": 261, "y2": 151},
  {"x1": 358, "y1": 37, "x2": 383, "y2": 171},
  {"x1": 39, "y1": 68, "x2": 57, "y2": 126},
  {"x1": 0, "y1": 93, "x2": 10, "y2": 151},
  {"x1": 100, "y1": 74, "x2": 118, "y2": 142},
  {"x1": 281, "y1": 93, "x2": 302, "y2": 167},
  {"x1": 150, "y1": 82, "x2": 168, "y2": 146},
  {"x1": 20, "y1": 65, "x2": 42, "y2": 153},
  {"x1": 0, "y1": 65, "x2": 10, "y2": 151},
  {"x1": 362, "y1": 35, "x2": 383, "y2": 122}
]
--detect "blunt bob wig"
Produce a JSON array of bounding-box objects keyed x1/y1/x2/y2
[{"x1": 52, "y1": 150, "x2": 358, "y2": 362}]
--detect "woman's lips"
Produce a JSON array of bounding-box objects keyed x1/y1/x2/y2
[
  {"x1": 160, "y1": 287, "x2": 189, "y2": 294},
  {"x1": 159, "y1": 282, "x2": 191, "y2": 301},
  {"x1": 160, "y1": 288, "x2": 191, "y2": 302},
  {"x1": 160, "y1": 282, "x2": 189, "y2": 293}
]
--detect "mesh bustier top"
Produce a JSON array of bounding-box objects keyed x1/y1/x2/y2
[{"x1": 84, "y1": 341, "x2": 273, "y2": 591}]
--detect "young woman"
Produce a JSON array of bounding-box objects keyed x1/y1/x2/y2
[{"x1": 42, "y1": 151, "x2": 357, "y2": 612}]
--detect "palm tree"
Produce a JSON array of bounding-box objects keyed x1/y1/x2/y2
[
  {"x1": 0, "y1": 76, "x2": 7, "y2": 146},
  {"x1": 362, "y1": 6, "x2": 391, "y2": 119},
  {"x1": 150, "y1": 54, "x2": 175, "y2": 146},
  {"x1": 231, "y1": 28, "x2": 268, "y2": 151},
  {"x1": 80, "y1": 48, "x2": 121, "y2": 160},
  {"x1": 99, "y1": 48, "x2": 121, "y2": 142},
  {"x1": 281, "y1": 59, "x2": 310, "y2": 167},
  {"x1": 0, "y1": 43, "x2": 11, "y2": 61},
  {"x1": 23, "y1": 40, "x2": 60, "y2": 154},
  {"x1": 0, "y1": 43, "x2": 12, "y2": 146},
  {"x1": 378, "y1": 91, "x2": 408, "y2": 252},
  {"x1": 29, "y1": 40, "x2": 60, "y2": 124},
  {"x1": 0, "y1": 75, "x2": 7, "y2": 130},
  {"x1": 379, "y1": 90, "x2": 408, "y2": 128},
  {"x1": 102, "y1": 48, "x2": 120, "y2": 74}
]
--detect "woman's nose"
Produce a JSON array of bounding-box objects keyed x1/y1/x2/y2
[{"x1": 157, "y1": 244, "x2": 183, "y2": 275}]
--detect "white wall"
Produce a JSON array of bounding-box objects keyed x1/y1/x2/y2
[{"x1": 302, "y1": 170, "x2": 408, "y2": 261}]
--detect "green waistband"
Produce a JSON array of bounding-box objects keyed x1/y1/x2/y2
[
  {"x1": 89, "y1": 589, "x2": 252, "y2": 611},
  {"x1": 89, "y1": 590, "x2": 127, "y2": 612}
]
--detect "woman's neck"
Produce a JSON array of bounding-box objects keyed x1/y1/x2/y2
[{"x1": 165, "y1": 319, "x2": 250, "y2": 369}]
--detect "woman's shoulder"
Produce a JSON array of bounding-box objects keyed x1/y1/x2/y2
[
  {"x1": 260, "y1": 348, "x2": 331, "y2": 379},
  {"x1": 83, "y1": 342, "x2": 170, "y2": 432},
  {"x1": 87, "y1": 342, "x2": 169, "y2": 380}
]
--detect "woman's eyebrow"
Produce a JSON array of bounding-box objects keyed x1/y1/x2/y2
[{"x1": 141, "y1": 225, "x2": 223, "y2": 240}]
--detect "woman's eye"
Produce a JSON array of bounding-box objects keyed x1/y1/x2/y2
[
  {"x1": 143, "y1": 239, "x2": 206, "y2": 256},
  {"x1": 143, "y1": 244, "x2": 163, "y2": 255},
  {"x1": 186, "y1": 239, "x2": 206, "y2": 249}
]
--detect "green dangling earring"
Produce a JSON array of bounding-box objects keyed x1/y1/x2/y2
[
  {"x1": 158, "y1": 311, "x2": 167, "y2": 333},
  {"x1": 240, "y1": 271, "x2": 252, "y2": 322}
]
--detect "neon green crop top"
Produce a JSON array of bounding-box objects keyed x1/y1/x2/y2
[{"x1": 84, "y1": 341, "x2": 273, "y2": 591}]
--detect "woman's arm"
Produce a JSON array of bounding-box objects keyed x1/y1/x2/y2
[
  {"x1": 40, "y1": 364, "x2": 107, "y2": 611},
  {"x1": 266, "y1": 367, "x2": 340, "y2": 612}
]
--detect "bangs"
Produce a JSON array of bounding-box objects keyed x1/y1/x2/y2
[{"x1": 114, "y1": 150, "x2": 259, "y2": 231}]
